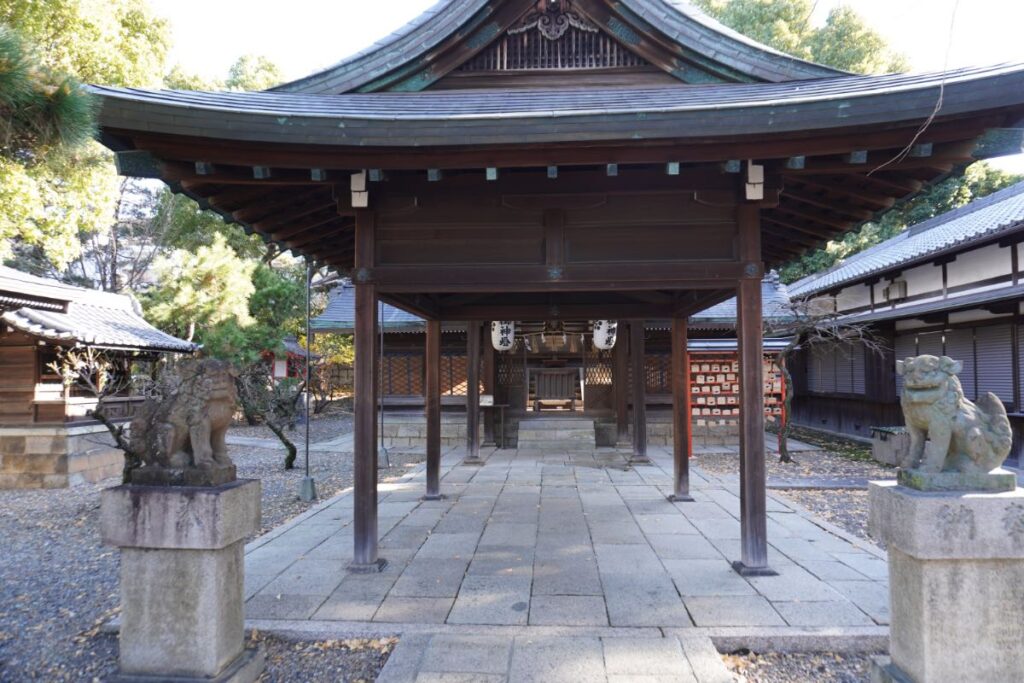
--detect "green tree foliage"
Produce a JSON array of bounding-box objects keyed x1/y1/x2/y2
[
  {"x1": 156, "y1": 192, "x2": 267, "y2": 261},
  {"x1": 225, "y1": 55, "x2": 284, "y2": 91},
  {"x1": 0, "y1": 26, "x2": 95, "y2": 156},
  {"x1": 1, "y1": 0, "x2": 170, "y2": 87},
  {"x1": 1, "y1": 0, "x2": 170, "y2": 269},
  {"x1": 693, "y1": 0, "x2": 908, "y2": 73},
  {"x1": 142, "y1": 234, "x2": 256, "y2": 343},
  {"x1": 779, "y1": 163, "x2": 1024, "y2": 283}
]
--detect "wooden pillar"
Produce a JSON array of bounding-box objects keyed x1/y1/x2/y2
[
  {"x1": 465, "y1": 320, "x2": 483, "y2": 464},
  {"x1": 482, "y1": 332, "x2": 496, "y2": 445},
  {"x1": 424, "y1": 319, "x2": 442, "y2": 499},
  {"x1": 734, "y1": 204, "x2": 773, "y2": 576},
  {"x1": 351, "y1": 209, "x2": 384, "y2": 572},
  {"x1": 669, "y1": 316, "x2": 693, "y2": 501},
  {"x1": 614, "y1": 322, "x2": 629, "y2": 443},
  {"x1": 630, "y1": 321, "x2": 650, "y2": 464}
]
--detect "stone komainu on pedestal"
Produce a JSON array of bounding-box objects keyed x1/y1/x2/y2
[
  {"x1": 869, "y1": 354, "x2": 1024, "y2": 683},
  {"x1": 129, "y1": 359, "x2": 238, "y2": 486},
  {"x1": 896, "y1": 354, "x2": 1012, "y2": 478},
  {"x1": 102, "y1": 358, "x2": 264, "y2": 682}
]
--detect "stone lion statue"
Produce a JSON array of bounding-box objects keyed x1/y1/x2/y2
[
  {"x1": 129, "y1": 359, "x2": 238, "y2": 483},
  {"x1": 897, "y1": 355, "x2": 1012, "y2": 474}
]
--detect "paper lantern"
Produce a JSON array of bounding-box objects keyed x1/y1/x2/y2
[
  {"x1": 491, "y1": 321, "x2": 515, "y2": 351},
  {"x1": 592, "y1": 320, "x2": 618, "y2": 350}
]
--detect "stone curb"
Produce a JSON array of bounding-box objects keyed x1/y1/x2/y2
[{"x1": 241, "y1": 620, "x2": 889, "y2": 654}]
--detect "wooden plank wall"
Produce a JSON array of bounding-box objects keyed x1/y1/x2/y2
[{"x1": 0, "y1": 333, "x2": 37, "y2": 425}]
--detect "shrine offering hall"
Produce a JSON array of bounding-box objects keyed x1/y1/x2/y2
[{"x1": 89, "y1": 0, "x2": 1024, "y2": 574}]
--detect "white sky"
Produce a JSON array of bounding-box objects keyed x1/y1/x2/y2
[{"x1": 150, "y1": 0, "x2": 1024, "y2": 172}]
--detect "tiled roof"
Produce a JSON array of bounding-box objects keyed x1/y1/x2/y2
[
  {"x1": 271, "y1": 0, "x2": 842, "y2": 95},
  {"x1": 789, "y1": 181, "x2": 1024, "y2": 298},
  {"x1": 0, "y1": 266, "x2": 196, "y2": 353},
  {"x1": 312, "y1": 282, "x2": 427, "y2": 333},
  {"x1": 689, "y1": 273, "x2": 793, "y2": 326},
  {"x1": 92, "y1": 63, "x2": 1024, "y2": 148}
]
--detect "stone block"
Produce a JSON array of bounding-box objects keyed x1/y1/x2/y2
[
  {"x1": 102, "y1": 480, "x2": 261, "y2": 551},
  {"x1": 104, "y1": 480, "x2": 263, "y2": 681},
  {"x1": 897, "y1": 467, "x2": 1016, "y2": 493},
  {"x1": 0, "y1": 435, "x2": 26, "y2": 455},
  {"x1": 869, "y1": 481, "x2": 1024, "y2": 560},
  {"x1": 869, "y1": 481, "x2": 1024, "y2": 683},
  {"x1": 24, "y1": 434, "x2": 67, "y2": 455}
]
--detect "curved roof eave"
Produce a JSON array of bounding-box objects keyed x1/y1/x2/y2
[
  {"x1": 92, "y1": 63, "x2": 1024, "y2": 148},
  {"x1": 270, "y1": 0, "x2": 844, "y2": 95}
]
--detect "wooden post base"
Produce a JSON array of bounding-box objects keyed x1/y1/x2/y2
[
  {"x1": 667, "y1": 493, "x2": 695, "y2": 503},
  {"x1": 347, "y1": 558, "x2": 388, "y2": 574},
  {"x1": 731, "y1": 560, "x2": 777, "y2": 577}
]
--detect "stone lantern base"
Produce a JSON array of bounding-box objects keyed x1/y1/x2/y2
[
  {"x1": 101, "y1": 479, "x2": 264, "y2": 682},
  {"x1": 869, "y1": 480, "x2": 1024, "y2": 683}
]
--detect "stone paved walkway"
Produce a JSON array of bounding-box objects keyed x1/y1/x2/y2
[{"x1": 243, "y1": 445, "x2": 890, "y2": 681}]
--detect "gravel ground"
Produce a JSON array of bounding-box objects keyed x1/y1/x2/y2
[
  {"x1": 230, "y1": 404, "x2": 353, "y2": 445},
  {"x1": 0, "y1": 429, "x2": 419, "y2": 682},
  {"x1": 696, "y1": 448, "x2": 894, "y2": 480},
  {"x1": 724, "y1": 650, "x2": 882, "y2": 682},
  {"x1": 234, "y1": 444, "x2": 426, "y2": 536},
  {"x1": 776, "y1": 488, "x2": 875, "y2": 545}
]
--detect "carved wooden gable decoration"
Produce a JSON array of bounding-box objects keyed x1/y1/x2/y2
[
  {"x1": 457, "y1": 0, "x2": 651, "y2": 73},
  {"x1": 272, "y1": 0, "x2": 844, "y2": 94}
]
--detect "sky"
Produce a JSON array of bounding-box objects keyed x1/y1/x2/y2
[{"x1": 150, "y1": 0, "x2": 1024, "y2": 172}]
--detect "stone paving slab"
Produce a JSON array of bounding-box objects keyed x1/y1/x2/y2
[{"x1": 243, "y1": 442, "x2": 893, "y2": 678}]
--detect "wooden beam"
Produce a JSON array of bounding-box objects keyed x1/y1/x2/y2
[
  {"x1": 350, "y1": 209, "x2": 384, "y2": 573},
  {"x1": 368, "y1": 262, "x2": 752, "y2": 294},
  {"x1": 127, "y1": 118, "x2": 994, "y2": 171},
  {"x1": 630, "y1": 322, "x2": 649, "y2": 464},
  {"x1": 482, "y1": 335, "x2": 496, "y2": 446},
  {"x1": 424, "y1": 319, "x2": 442, "y2": 500},
  {"x1": 465, "y1": 320, "x2": 483, "y2": 465},
  {"x1": 439, "y1": 303, "x2": 677, "y2": 320},
  {"x1": 734, "y1": 204, "x2": 773, "y2": 576},
  {"x1": 788, "y1": 178, "x2": 897, "y2": 210},
  {"x1": 615, "y1": 323, "x2": 629, "y2": 444},
  {"x1": 269, "y1": 210, "x2": 343, "y2": 241},
  {"x1": 669, "y1": 316, "x2": 693, "y2": 502},
  {"x1": 782, "y1": 190, "x2": 874, "y2": 220}
]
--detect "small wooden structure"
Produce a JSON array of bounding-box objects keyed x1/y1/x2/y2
[
  {"x1": 0, "y1": 266, "x2": 195, "y2": 488},
  {"x1": 532, "y1": 368, "x2": 579, "y2": 412},
  {"x1": 90, "y1": 0, "x2": 1024, "y2": 574}
]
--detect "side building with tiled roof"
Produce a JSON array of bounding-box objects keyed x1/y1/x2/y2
[
  {"x1": 786, "y1": 181, "x2": 1024, "y2": 466},
  {"x1": 0, "y1": 266, "x2": 195, "y2": 489}
]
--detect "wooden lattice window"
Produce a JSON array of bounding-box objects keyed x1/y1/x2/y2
[
  {"x1": 383, "y1": 353, "x2": 424, "y2": 396},
  {"x1": 497, "y1": 339, "x2": 526, "y2": 387},
  {"x1": 644, "y1": 352, "x2": 671, "y2": 394},
  {"x1": 458, "y1": 1, "x2": 649, "y2": 72},
  {"x1": 441, "y1": 352, "x2": 468, "y2": 396},
  {"x1": 585, "y1": 347, "x2": 613, "y2": 385}
]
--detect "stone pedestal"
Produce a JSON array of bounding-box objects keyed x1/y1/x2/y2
[
  {"x1": 869, "y1": 480, "x2": 1024, "y2": 683},
  {"x1": 101, "y1": 480, "x2": 264, "y2": 682}
]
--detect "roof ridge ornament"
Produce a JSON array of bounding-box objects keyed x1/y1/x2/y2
[{"x1": 509, "y1": 0, "x2": 597, "y2": 41}]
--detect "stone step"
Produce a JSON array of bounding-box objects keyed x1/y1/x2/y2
[{"x1": 517, "y1": 418, "x2": 597, "y2": 449}]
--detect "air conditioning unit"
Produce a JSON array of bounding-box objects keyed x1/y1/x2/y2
[{"x1": 884, "y1": 280, "x2": 908, "y2": 301}]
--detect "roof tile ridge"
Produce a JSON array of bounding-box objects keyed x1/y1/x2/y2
[{"x1": 792, "y1": 179, "x2": 1024, "y2": 295}]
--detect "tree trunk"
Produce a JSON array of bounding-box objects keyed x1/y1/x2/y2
[
  {"x1": 266, "y1": 419, "x2": 298, "y2": 469},
  {"x1": 778, "y1": 361, "x2": 795, "y2": 464}
]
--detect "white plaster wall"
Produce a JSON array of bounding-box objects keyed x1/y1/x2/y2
[
  {"x1": 835, "y1": 283, "x2": 871, "y2": 312},
  {"x1": 946, "y1": 243, "x2": 1011, "y2": 290},
  {"x1": 895, "y1": 319, "x2": 930, "y2": 332},
  {"x1": 902, "y1": 263, "x2": 943, "y2": 298},
  {"x1": 947, "y1": 309, "x2": 1012, "y2": 325}
]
